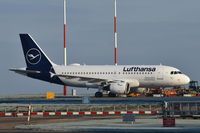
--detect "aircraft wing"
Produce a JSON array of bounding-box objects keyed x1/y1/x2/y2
[{"x1": 55, "y1": 74, "x2": 111, "y2": 84}]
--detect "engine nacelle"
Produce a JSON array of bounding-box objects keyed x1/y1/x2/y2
[
  {"x1": 109, "y1": 81, "x2": 130, "y2": 94},
  {"x1": 125, "y1": 79, "x2": 140, "y2": 88}
]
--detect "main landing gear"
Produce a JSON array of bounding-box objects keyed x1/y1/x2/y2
[
  {"x1": 95, "y1": 92, "x2": 103, "y2": 97},
  {"x1": 95, "y1": 91, "x2": 117, "y2": 98},
  {"x1": 108, "y1": 92, "x2": 117, "y2": 97}
]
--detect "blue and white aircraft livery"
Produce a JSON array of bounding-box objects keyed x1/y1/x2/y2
[{"x1": 10, "y1": 34, "x2": 190, "y2": 97}]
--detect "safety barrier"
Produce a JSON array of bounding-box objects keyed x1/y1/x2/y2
[{"x1": 0, "y1": 110, "x2": 159, "y2": 117}]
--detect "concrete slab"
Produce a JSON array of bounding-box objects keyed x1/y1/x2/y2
[{"x1": 16, "y1": 118, "x2": 200, "y2": 133}]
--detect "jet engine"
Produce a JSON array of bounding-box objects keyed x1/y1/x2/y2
[
  {"x1": 109, "y1": 81, "x2": 130, "y2": 94},
  {"x1": 105, "y1": 79, "x2": 139, "y2": 94}
]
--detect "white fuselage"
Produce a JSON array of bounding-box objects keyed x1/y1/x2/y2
[{"x1": 53, "y1": 65, "x2": 190, "y2": 89}]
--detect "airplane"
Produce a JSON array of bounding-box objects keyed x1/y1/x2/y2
[{"x1": 10, "y1": 34, "x2": 190, "y2": 97}]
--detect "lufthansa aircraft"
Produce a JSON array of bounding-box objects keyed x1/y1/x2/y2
[{"x1": 10, "y1": 34, "x2": 190, "y2": 97}]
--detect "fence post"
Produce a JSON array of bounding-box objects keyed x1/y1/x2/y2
[{"x1": 27, "y1": 104, "x2": 31, "y2": 125}]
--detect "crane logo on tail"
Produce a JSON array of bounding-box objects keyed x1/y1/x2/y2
[{"x1": 26, "y1": 48, "x2": 41, "y2": 65}]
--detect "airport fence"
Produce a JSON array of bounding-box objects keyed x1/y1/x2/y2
[
  {"x1": 0, "y1": 104, "x2": 161, "y2": 117},
  {"x1": 1, "y1": 101, "x2": 200, "y2": 118}
]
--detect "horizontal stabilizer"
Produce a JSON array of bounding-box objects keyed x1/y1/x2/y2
[{"x1": 9, "y1": 68, "x2": 40, "y2": 76}]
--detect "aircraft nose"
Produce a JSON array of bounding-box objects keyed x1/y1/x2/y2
[{"x1": 184, "y1": 75, "x2": 190, "y2": 84}]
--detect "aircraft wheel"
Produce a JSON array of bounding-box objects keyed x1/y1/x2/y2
[
  {"x1": 95, "y1": 92, "x2": 103, "y2": 97},
  {"x1": 108, "y1": 92, "x2": 117, "y2": 97}
]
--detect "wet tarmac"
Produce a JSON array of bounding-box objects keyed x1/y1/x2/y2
[
  {"x1": 0, "y1": 97, "x2": 200, "y2": 104},
  {"x1": 16, "y1": 118, "x2": 200, "y2": 133}
]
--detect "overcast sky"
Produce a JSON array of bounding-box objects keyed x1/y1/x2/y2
[{"x1": 0, "y1": 0, "x2": 200, "y2": 95}]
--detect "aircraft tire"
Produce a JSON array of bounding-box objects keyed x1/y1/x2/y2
[
  {"x1": 95, "y1": 92, "x2": 103, "y2": 97},
  {"x1": 108, "y1": 92, "x2": 117, "y2": 97}
]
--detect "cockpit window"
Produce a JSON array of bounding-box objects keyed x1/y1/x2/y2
[{"x1": 170, "y1": 71, "x2": 182, "y2": 75}]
